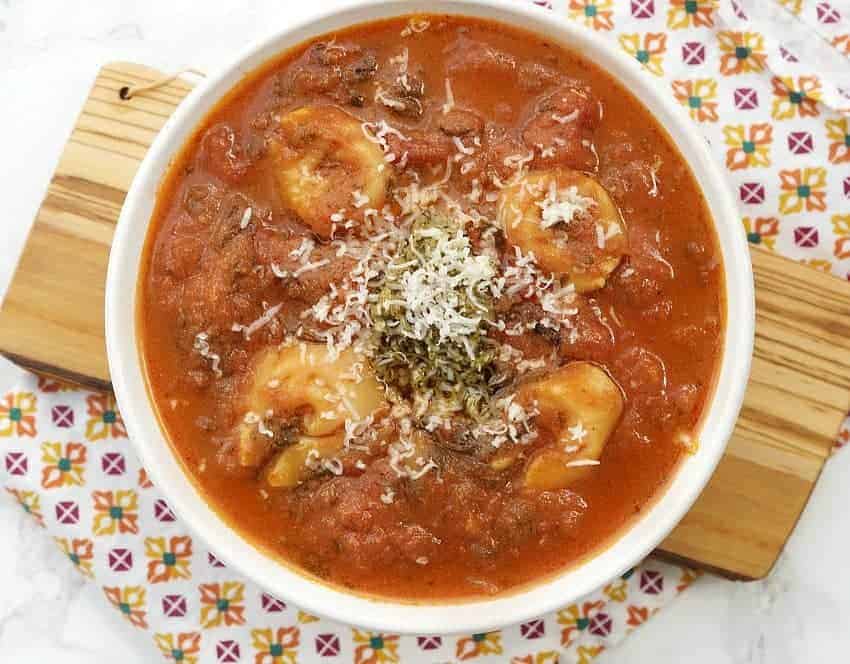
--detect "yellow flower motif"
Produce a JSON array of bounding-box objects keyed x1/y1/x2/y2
[
  {"x1": 104, "y1": 586, "x2": 147, "y2": 629},
  {"x1": 512, "y1": 652, "x2": 559, "y2": 664},
  {"x1": 93, "y1": 490, "x2": 139, "y2": 535},
  {"x1": 0, "y1": 391, "x2": 37, "y2": 437},
  {"x1": 667, "y1": 0, "x2": 717, "y2": 29},
  {"x1": 456, "y1": 632, "x2": 503, "y2": 660},
  {"x1": 619, "y1": 33, "x2": 667, "y2": 76},
  {"x1": 558, "y1": 600, "x2": 605, "y2": 647},
  {"x1": 568, "y1": 0, "x2": 614, "y2": 31},
  {"x1": 724, "y1": 124, "x2": 772, "y2": 170},
  {"x1": 41, "y1": 442, "x2": 87, "y2": 488},
  {"x1": 777, "y1": 0, "x2": 802, "y2": 14},
  {"x1": 800, "y1": 259, "x2": 832, "y2": 272},
  {"x1": 832, "y1": 34, "x2": 850, "y2": 56},
  {"x1": 833, "y1": 215, "x2": 850, "y2": 260},
  {"x1": 778, "y1": 168, "x2": 827, "y2": 214},
  {"x1": 743, "y1": 217, "x2": 780, "y2": 251},
  {"x1": 676, "y1": 567, "x2": 703, "y2": 592},
  {"x1": 577, "y1": 645, "x2": 606, "y2": 664},
  {"x1": 6, "y1": 488, "x2": 44, "y2": 527},
  {"x1": 55, "y1": 537, "x2": 95, "y2": 578},
  {"x1": 353, "y1": 630, "x2": 400, "y2": 664},
  {"x1": 252, "y1": 627, "x2": 300, "y2": 664},
  {"x1": 603, "y1": 577, "x2": 629, "y2": 602},
  {"x1": 85, "y1": 392, "x2": 126, "y2": 441},
  {"x1": 298, "y1": 610, "x2": 319, "y2": 623},
  {"x1": 671, "y1": 79, "x2": 719, "y2": 122},
  {"x1": 717, "y1": 31, "x2": 768, "y2": 75},
  {"x1": 199, "y1": 581, "x2": 246, "y2": 628},
  {"x1": 154, "y1": 632, "x2": 200, "y2": 664},
  {"x1": 771, "y1": 76, "x2": 822, "y2": 120},
  {"x1": 826, "y1": 118, "x2": 850, "y2": 164},
  {"x1": 146, "y1": 536, "x2": 193, "y2": 583}
]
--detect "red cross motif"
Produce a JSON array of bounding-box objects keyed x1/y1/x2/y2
[
  {"x1": 261, "y1": 592, "x2": 286, "y2": 612},
  {"x1": 589, "y1": 612, "x2": 613, "y2": 637},
  {"x1": 843, "y1": 176, "x2": 850, "y2": 198},
  {"x1": 216, "y1": 640, "x2": 241, "y2": 663},
  {"x1": 779, "y1": 45, "x2": 800, "y2": 62},
  {"x1": 794, "y1": 226, "x2": 819, "y2": 248},
  {"x1": 532, "y1": 0, "x2": 553, "y2": 8},
  {"x1": 731, "y1": 0, "x2": 748, "y2": 19},
  {"x1": 108, "y1": 547, "x2": 133, "y2": 572},
  {"x1": 207, "y1": 551, "x2": 226, "y2": 568},
  {"x1": 681, "y1": 41, "x2": 705, "y2": 65},
  {"x1": 154, "y1": 498, "x2": 176, "y2": 522},
  {"x1": 5, "y1": 452, "x2": 27, "y2": 476},
  {"x1": 739, "y1": 182, "x2": 765, "y2": 204},
  {"x1": 101, "y1": 452, "x2": 126, "y2": 476},
  {"x1": 787, "y1": 131, "x2": 813, "y2": 155},
  {"x1": 162, "y1": 594, "x2": 188, "y2": 618},
  {"x1": 639, "y1": 570, "x2": 665, "y2": 595},
  {"x1": 316, "y1": 633, "x2": 341, "y2": 657},
  {"x1": 417, "y1": 636, "x2": 442, "y2": 650},
  {"x1": 631, "y1": 0, "x2": 654, "y2": 18},
  {"x1": 733, "y1": 88, "x2": 759, "y2": 110},
  {"x1": 520, "y1": 618, "x2": 546, "y2": 639},
  {"x1": 55, "y1": 501, "x2": 79, "y2": 525},
  {"x1": 51, "y1": 405, "x2": 74, "y2": 428},
  {"x1": 816, "y1": 2, "x2": 841, "y2": 23}
]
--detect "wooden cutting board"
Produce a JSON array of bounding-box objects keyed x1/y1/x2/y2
[{"x1": 2, "y1": 62, "x2": 849, "y2": 580}]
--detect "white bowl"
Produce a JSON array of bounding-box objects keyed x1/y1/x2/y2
[{"x1": 106, "y1": 0, "x2": 754, "y2": 635}]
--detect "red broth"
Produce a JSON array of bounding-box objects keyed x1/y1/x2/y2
[{"x1": 140, "y1": 15, "x2": 724, "y2": 600}]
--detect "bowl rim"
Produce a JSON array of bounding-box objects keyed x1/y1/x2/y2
[{"x1": 106, "y1": 0, "x2": 755, "y2": 635}]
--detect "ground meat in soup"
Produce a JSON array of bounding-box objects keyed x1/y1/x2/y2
[{"x1": 140, "y1": 15, "x2": 724, "y2": 600}]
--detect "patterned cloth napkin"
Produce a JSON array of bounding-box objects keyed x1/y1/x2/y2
[{"x1": 3, "y1": 0, "x2": 850, "y2": 662}]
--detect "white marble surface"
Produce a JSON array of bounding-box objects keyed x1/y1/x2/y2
[{"x1": 1, "y1": 1, "x2": 849, "y2": 662}]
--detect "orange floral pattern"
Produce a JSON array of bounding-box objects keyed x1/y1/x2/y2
[
  {"x1": 252, "y1": 627, "x2": 300, "y2": 664},
  {"x1": 671, "y1": 79, "x2": 718, "y2": 122},
  {"x1": 779, "y1": 168, "x2": 828, "y2": 214},
  {"x1": 717, "y1": 31, "x2": 767, "y2": 75},
  {"x1": 456, "y1": 632, "x2": 503, "y2": 660},
  {"x1": 154, "y1": 632, "x2": 201, "y2": 664},
  {"x1": 55, "y1": 537, "x2": 94, "y2": 578},
  {"x1": 619, "y1": 32, "x2": 667, "y2": 76},
  {"x1": 667, "y1": 0, "x2": 716, "y2": 29},
  {"x1": 199, "y1": 581, "x2": 246, "y2": 628},
  {"x1": 724, "y1": 123, "x2": 772, "y2": 170},
  {"x1": 104, "y1": 585, "x2": 148, "y2": 629},
  {"x1": 85, "y1": 392, "x2": 126, "y2": 440},
  {"x1": 353, "y1": 631, "x2": 401, "y2": 664},
  {"x1": 145, "y1": 536, "x2": 193, "y2": 583},
  {"x1": 568, "y1": 0, "x2": 614, "y2": 31},
  {"x1": 771, "y1": 76, "x2": 822, "y2": 120},
  {"x1": 93, "y1": 490, "x2": 139, "y2": 535},
  {"x1": 826, "y1": 118, "x2": 850, "y2": 164},
  {"x1": 40, "y1": 442, "x2": 86, "y2": 488},
  {"x1": 0, "y1": 392, "x2": 37, "y2": 437}
]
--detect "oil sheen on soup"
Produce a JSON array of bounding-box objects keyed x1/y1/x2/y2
[{"x1": 141, "y1": 15, "x2": 725, "y2": 600}]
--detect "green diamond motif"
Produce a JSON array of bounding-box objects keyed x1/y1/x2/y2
[
  {"x1": 58, "y1": 458, "x2": 71, "y2": 472},
  {"x1": 577, "y1": 617, "x2": 590, "y2": 630},
  {"x1": 797, "y1": 184, "x2": 811, "y2": 198},
  {"x1": 370, "y1": 636, "x2": 385, "y2": 649},
  {"x1": 688, "y1": 96, "x2": 702, "y2": 109},
  {"x1": 735, "y1": 46, "x2": 750, "y2": 59},
  {"x1": 172, "y1": 649, "x2": 184, "y2": 662},
  {"x1": 636, "y1": 49, "x2": 649, "y2": 64},
  {"x1": 217, "y1": 598, "x2": 230, "y2": 612},
  {"x1": 109, "y1": 506, "x2": 123, "y2": 520},
  {"x1": 747, "y1": 232, "x2": 762, "y2": 244},
  {"x1": 119, "y1": 602, "x2": 131, "y2": 615},
  {"x1": 103, "y1": 410, "x2": 117, "y2": 424},
  {"x1": 69, "y1": 553, "x2": 80, "y2": 565},
  {"x1": 269, "y1": 644, "x2": 283, "y2": 657},
  {"x1": 685, "y1": 0, "x2": 698, "y2": 13},
  {"x1": 9, "y1": 407, "x2": 21, "y2": 422},
  {"x1": 844, "y1": 134, "x2": 850, "y2": 147},
  {"x1": 584, "y1": 5, "x2": 597, "y2": 16},
  {"x1": 742, "y1": 140, "x2": 755, "y2": 154},
  {"x1": 472, "y1": 633, "x2": 487, "y2": 642},
  {"x1": 789, "y1": 91, "x2": 804, "y2": 104},
  {"x1": 163, "y1": 552, "x2": 177, "y2": 566}
]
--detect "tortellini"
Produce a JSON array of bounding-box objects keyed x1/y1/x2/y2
[
  {"x1": 498, "y1": 169, "x2": 627, "y2": 293},
  {"x1": 269, "y1": 105, "x2": 390, "y2": 238},
  {"x1": 238, "y1": 343, "x2": 386, "y2": 487},
  {"x1": 518, "y1": 361, "x2": 624, "y2": 490}
]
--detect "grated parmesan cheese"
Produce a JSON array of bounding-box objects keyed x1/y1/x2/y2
[{"x1": 231, "y1": 303, "x2": 282, "y2": 340}]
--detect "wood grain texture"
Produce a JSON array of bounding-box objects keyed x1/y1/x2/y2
[{"x1": 1, "y1": 63, "x2": 848, "y2": 580}]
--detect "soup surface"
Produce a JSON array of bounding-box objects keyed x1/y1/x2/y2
[{"x1": 141, "y1": 15, "x2": 724, "y2": 600}]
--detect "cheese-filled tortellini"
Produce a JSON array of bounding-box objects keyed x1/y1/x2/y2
[
  {"x1": 498, "y1": 169, "x2": 627, "y2": 293},
  {"x1": 518, "y1": 361, "x2": 624, "y2": 490},
  {"x1": 238, "y1": 343, "x2": 386, "y2": 487},
  {"x1": 269, "y1": 106, "x2": 390, "y2": 238}
]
